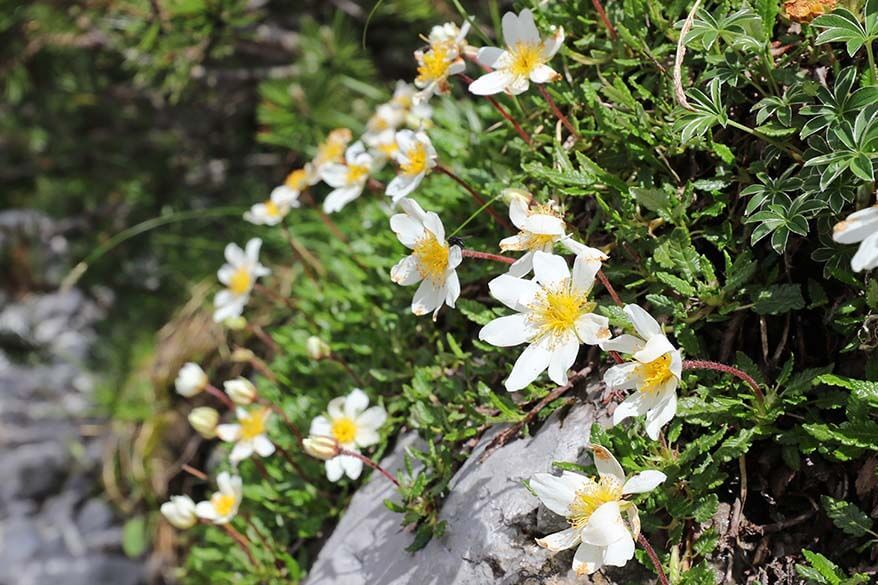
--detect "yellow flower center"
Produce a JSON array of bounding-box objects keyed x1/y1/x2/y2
[
  {"x1": 634, "y1": 353, "x2": 674, "y2": 393},
  {"x1": 413, "y1": 232, "x2": 450, "y2": 283},
  {"x1": 315, "y1": 129, "x2": 351, "y2": 166},
  {"x1": 378, "y1": 140, "x2": 399, "y2": 157},
  {"x1": 400, "y1": 143, "x2": 429, "y2": 176},
  {"x1": 509, "y1": 42, "x2": 544, "y2": 77},
  {"x1": 567, "y1": 476, "x2": 624, "y2": 530},
  {"x1": 264, "y1": 200, "x2": 281, "y2": 217},
  {"x1": 346, "y1": 164, "x2": 369, "y2": 184},
  {"x1": 393, "y1": 93, "x2": 413, "y2": 109},
  {"x1": 240, "y1": 408, "x2": 268, "y2": 440},
  {"x1": 528, "y1": 283, "x2": 595, "y2": 342},
  {"x1": 331, "y1": 417, "x2": 357, "y2": 444},
  {"x1": 522, "y1": 232, "x2": 558, "y2": 250},
  {"x1": 285, "y1": 169, "x2": 307, "y2": 190},
  {"x1": 417, "y1": 46, "x2": 452, "y2": 83},
  {"x1": 211, "y1": 493, "x2": 237, "y2": 517},
  {"x1": 229, "y1": 267, "x2": 252, "y2": 295}
]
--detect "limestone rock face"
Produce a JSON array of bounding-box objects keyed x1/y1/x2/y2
[{"x1": 305, "y1": 383, "x2": 648, "y2": 585}]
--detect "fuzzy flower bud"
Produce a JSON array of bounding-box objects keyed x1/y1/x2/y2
[
  {"x1": 188, "y1": 407, "x2": 219, "y2": 438},
  {"x1": 231, "y1": 348, "x2": 256, "y2": 363},
  {"x1": 500, "y1": 187, "x2": 532, "y2": 205},
  {"x1": 161, "y1": 495, "x2": 198, "y2": 529},
  {"x1": 224, "y1": 377, "x2": 257, "y2": 405},
  {"x1": 303, "y1": 436, "x2": 339, "y2": 461},
  {"x1": 306, "y1": 336, "x2": 332, "y2": 360},
  {"x1": 175, "y1": 362, "x2": 208, "y2": 397},
  {"x1": 223, "y1": 316, "x2": 248, "y2": 331}
]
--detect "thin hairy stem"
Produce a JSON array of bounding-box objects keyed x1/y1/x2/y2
[
  {"x1": 330, "y1": 355, "x2": 365, "y2": 386},
  {"x1": 205, "y1": 384, "x2": 235, "y2": 409},
  {"x1": 458, "y1": 74, "x2": 534, "y2": 146},
  {"x1": 682, "y1": 359, "x2": 765, "y2": 404},
  {"x1": 461, "y1": 249, "x2": 516, "y2": 264},
  {"x1": 537, "y1": 85, "x2": 580, "y2": 139},
  {"x1": 597, "y1": 269, "x2": 623, "y2": 306},
  {"x1": 435, "y1": 164, "x2": 513, "y2": 230},
  {"x1": 223, "y1": 523, "x2": 258, "y2": 567},
  {"x1": 182, "y1": 464, "x2": 209, "y2": 481},
  {"x1": 637, "y1": 533, "x2": 669, "y2": 585},
  {"x1": 591, "y1": 0, "x2": 618, "y2": 40},
  {"x1": 337, "y1": 447, "x2": 400, "y2": 487}
]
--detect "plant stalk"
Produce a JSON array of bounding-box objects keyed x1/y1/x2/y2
[
  {"x1": 537, "y1": 85, "x2": 580, "y2": 139},
  {"x1": 435, "y1": 164, "x2": 513, "y2": 230},
  {"x1": 461, "y1": 249, "x2": 516, "y2": 264},
  {"x1": 682, "y1": 359, "x2": 765, "y2": 404},
  {"x1": 637, "y1": 533, "x2": 669, "y2": 585},
  {"x1": 337, "y1": 447, "x2": 399, "y2": 487}
]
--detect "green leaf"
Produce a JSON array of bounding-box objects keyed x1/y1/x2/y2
[
  {"x1": 815, "y1": 374, "x2": 878, "y2": 407},
  {"x1": 122, "y1": 516, "x2": 148, "y2": 558},
  {"x1": 753, "y1": 284, "x2": 805, "y2": 314},
  {"x1": 821, "y1": 496, "x2": 874, "y2": 538},
  {"x1": 796, "y1": 549, "x2": 844, "y2": 585}
]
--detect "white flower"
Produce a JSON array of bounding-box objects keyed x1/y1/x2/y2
[
  {"x1": 243, "y1": 184, "x2": 301, "y2": 226},
  {"x1": 309, "y1": 388, "x2": 387, "y2": 482},
  {"x1": 188, "y1": 406, "x2": 219, "y2": 438},
  {"x1": 600, "y1": 305, "x2": 682, "y2": 440},
  {"x1": 195, "y1": 472, "x2": 243, "y2": 525},
  {"x1": 390, "y1": 81, "x2": 417, "y2": 110},
  {"x1": 175, "y1": 362, "x2": 208, "y2": 397},
  {"x1": 405, "y1": 101, "x2": 434, "y2": 130},
  {"x1": 386, "y1": 130, "x2": 437, "y2": 202},
  {"x1": 303, "y1": 436, "x2": 339, "y2": 460},
  {"x1": 499, "y1": 190, "x2": 567, "y2": 276},
  {"x1": 364, "y1": 128, "x2": 400, "y2": 168},
  {"x1": 320, "y1": 142, "x2": 374, "y2": 213},
  {"x1": 306, "y1": 336, "x2": 331, "y2": 360},
  {"x1": 389, "y1": 199, "x2": 462, "y2": 319},
  {"x1": 531, "y1": 445, "x2": 666, "y2": 576},
  {"x1": 413, "y1": 43, "x2": 466, "y2": 104},
  {"x1": 469, "y1": 9, "x2": 564, "y2": 96},
  {"x1": 427, "y1": 21, "x2": 471, "y2": 56},
  {"x1": 309, "y1": 128, "x2": 352, "y2": 184},
  {"x1": 479, "y1": 251, "x2": 610, "y2": 391},
  {"x1": 161, "y1": 495, "x2": 198, "y2": 529},
  {"x1": 213, "y1": 238, "x2": 270, "y2": 323},
  {"x1": 366, "y1": 103, "x2": 405, "y2": 138},
  {"x1": 224, "y1": 377, "x2": 257, "y2": 405},
  {"x1": 216, "y1": 406, "x2": 276, "y2": 464},
  {"x1": 833, "y1": 204, "x2": 878, "y2": 272}
]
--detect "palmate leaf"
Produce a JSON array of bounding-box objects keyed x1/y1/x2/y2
[
  {"x1": 675, "y1": 79, "x2": 728, "y2": 143},
  {"x1": 684, "y1": 7, "x2": 764, "y2": 51},
  {"x1": 813, "y1": 9, "x2": 870, "y2": 56},
  {"x1": 805, "y1": 104, "x2": 878, "y2": 187}
]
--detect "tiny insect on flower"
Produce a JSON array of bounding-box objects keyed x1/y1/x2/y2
[
  {"x1": 195, "y1": 472, "x2": 243, "y2": 525},
  {"x1": 479, "y1": 251, "x2": 610, "y2": 391},
  {"x1": 600, "y1": 304, "x2": 683, "y2": 440},
  {"x1": 531, "y1": 445, "x2": 666, "y2": 576},
  {"x1": 309, "y1": 388, "x2": 387, "y2": 482},
  {"x1": 389, "y1": 199, "x2": 462, "y2": 320},
  {"x1": 469, "y1": 9, "x2": 564, "y2": 96},
  {"x1": 175, "y1": 362, "x2": 208, "y2": 397},
  {"x1": 213, "y1": 238, "x2": 270, "y2": 323}
]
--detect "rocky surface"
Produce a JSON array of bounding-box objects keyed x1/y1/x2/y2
[
  {"x1": 304, "y1": 382, "x2": 648, "y2": 585},
  {"x1": 0, "y1": 211, "x2": 145, "y2": 585}
]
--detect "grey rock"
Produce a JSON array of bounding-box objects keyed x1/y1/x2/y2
[
  {"x1": 76, "y1": 498, "x2": 115, "y2": 535},
  {"x1": 305, "y1": 381, "x2": 643, "y2": 585}
]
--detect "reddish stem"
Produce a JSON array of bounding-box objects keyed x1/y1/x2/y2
[
  {"x1": 459, "y1": 74, "x2": 534, "y2": 147},
  {"x1": 592, "y1": 0, "x2": 618, "y2": 40},
  {"x1": 435, "y1": 164, "x2": 513, "y2": 230},
  {"x1": 682, "y1": 359, "x2": 765, "y2": 404},
  {"x1": 223, "y1": 523, "x2": 258, "y2": 567},
  {"x1": 206, "y1": 384, "x2": 235, "y2": 409},
  {"x1": 597, "y1": 269, "x2": 623, "y2": 306},
  {"x1": 610, "y1": 351, "x2": 623, "y2": 364},
  {"x1": 270, "y1": 404, "x2": 304, "y2": 443},
  {"x1": 461, "y1": 249, "x2": 516, "y2": 265},
  {"x1": 182, "y1": 464, "x2": 209, "y2": 481},
  {"x1": 537, "y1": 85, "x2": 580, "y2": 140},
  {"x1": 637, "y1": 533, "x2": 669, "y2": 585},
  {"x1": 337, "y1": 448, "x2": 400, "y2": 487},
  {"x1": 330, "y1": 355, "x2": 365, "y2": 386}
]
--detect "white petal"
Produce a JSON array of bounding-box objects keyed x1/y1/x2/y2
[
  {"x1": 529, "y1": 64, "x2": 559, "y2": 84},
  {"x1": 625, "y1": 304, "x2": 662, "y2": 339},
  {"x1": 505, "y1": 341, "x2": 553, "y2": 391},
  {"x1": 398, "y1": 197, "x2": 428, "y2": 223},
  {"x1": 344, "y1": 388, "x2": 370, "y2": 418},
  {"x1": 479, "y1": 314, "x2": 535, "y2": 347},
  {"x1": 506, "y1": 74, "x2": 530, "y2": 95},
  {"x1": 645, "y1": 385, "x2": 677, "y2": 440},
  {"x1": 499, "y1": 233, "x2": 529, "y2": 251},
  {"x1": 212, "y1": 296, "x2": 246, "y2": 323},
  {"x1": 852, "y1": 231, "x2": 878, "y2": 272},
  {"x1": 390, "y1": 255, "x2": 423, "y2": 286},
  {"x1": 632, "y1": 335, "x2": 676, "y2": 365},
  {"x1": 602, "y1": 532, "x2": 635, "y2": 567},
  {"x1": 423, "y1": 211, "x2": 445, "y2": 241},
  {"x1": 341, "y1": 454, "x2": 363, "y2": 480},
  {"x1": 530, "y1": 471, "x2": 587, "y2": 516},
  {"x1": 354, "y1": 428, "x2": 380, "y2": 448},
  {"x1": 623, "y1": 470, "x2": 667, "y2": 495},
  {"x1": 575, "y1": 313, "x2": 611, "y2": 345},
  {"x1": 386, "y1": 174, "x2": 422, "y2": 202},
  {"x1": 548, "y1": 338, "x2": 579, "y2": 386},
  {"x1": 390, "y1": 213, "x2": 427, "y2": 248},
  {"x1": 325, "y1": 457, "x2": 345, "y2": 482},
  {"x1": 488, "y1": 274, "x2": 540, "y2": 311},
  {"x1": 254, "y1": 435, "x2": 276, "y2": 457},
  {"x1": 216, "y1": 424, "x2": 241, "y2": 443},
  {"x1": 521, "y1": 213, "x2": 565, "y2": 235},
  {"x1": 833, "y1": 205, "x2": 878, "y2": 244},
  {"x1": 444, "y1": 269, "x2": 461, "y2": 308},
  {"x1": 542, "y1": 27, "x2": 565, "y2": 59},
  {"x1": 508, "y1": 195, "x2": 531, "y2": 228},
  {"x1": 505, "y1": 9, "x2": 540, "y2": 46},
  {"x1": 532, "y1": 251, "x2": 570, "y2": 288},
  {"x1": 327, "y1": 397, "x2": 346, "y2": 420},
  {"x1": 395, "y1": 129, "x2": 416, "y2": 153},
  {"x1": 320, "y1": 163, "x2": 349, "y2": 187},
  {"x1": 411, "y1": 278, "x2": 445, "y2": 317},
  {"x1": 230, "y1": 442, "x2": 253, "y2": 464},
  {"x1": 603, "y1": 362, "x2": 639, "y2": 391},
  {"x1": 323, "y1": 185, "x2": 363, "y2": 213},
  {"x1": 536, "y1": 527, "x2": 581, "y2": 552},
  {"x1": 572, "y1": 541, "x2": 604, "y2": 576},
  {"x1": 477, "y1": 46, "x2": 505, "y2": 68},
  {"x1": 217, "y1": 265, "x2": 236, "y2": 285},
  {"x1": 224, "y1": 242, "x2": 245, "y2": 266},
  {"x1": 591, "y1": 445, "x2": 625, "y2": 484},
  {"x1": 507, "y1": 251, "x2": 535, "y2": 277},
  {"x1": 571, "y1": 254, "x2": 600, "y2": 294},
  {"x1": 600, "y1": 334, "x2": 645, "y2": 355},
  {"x1": 356, "y1": 405, "x2": 387, "y2": 430},
  {"x1": 469, "y1": 70, "x2": 513, "y2": 96},
  {"x1": 612, "y1": 391, "x2": 651, "y2": 426},
  {"x1": 195, "y1": 502, "x2": 219, "y2": 521},
  {"x1": 579, "y1": 501, "x2": 629, "y2": 546}
]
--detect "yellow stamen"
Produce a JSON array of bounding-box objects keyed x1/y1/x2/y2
[
  {"x1": 378, "y1": 140, "x2": 398, "y2": 157},
  {"x1": 346, "y1": 164, "x2": 369, "y2": 184},
  {"x1": 229, "y1": 267, "x2": 252, "y2": 295},
  {"x1": 284, "y1": 169, "x2": 307, "y2": 190},
  {"x1": 240, "y1": 407, "x2": 269, "y2": 440},
  {"x1": 400, "y1": 143, "x2": 429, "y2": 176},
  {"x1": 211, "y1": 493, "x2": 237, "y2": 517},
  {"x1": 417, "y1": 46, "x2": 452, "y2": 83},
  {"x1": 567, "y1": 475, "x2": 624, "y2": 530},
  {"x1": 508, "y1": 42, "x2": 544, "y2": 77},
  {"x1": 315, "y1": 129, "x2": 352, "y2": 166},
  {"x1": 264, "y1": 200, "x2": 281, "y2": 217},
  {"x1": 413, "y1": 232, "x2": 450, "y2": 283},
  {"x1": 331, "y1": 417, "x2": 357, "y2": 444},
  {"x1": 528, "y1": 282, "x2": 596, "y2": 343},
  {"x1": 521, "y1": 232, "x2": 558, "y2": 250},
  {"x1": 634, "y1": 353, "x2": 674, "y2": 393}
]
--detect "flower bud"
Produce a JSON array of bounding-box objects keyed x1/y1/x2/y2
[
  {"x1": 161, "y1": 495, "x2": 198, "y2": 529},
  {"x1": 500, "y1": 187, "x2": 532, "y2": 205},
  {"x1": 175, "y1": 363, "x2": 208, "y2": 397},
  {"x1": 224, "y1": 378, "x2": 257, "y2": 405},
  {"x1": 188, "y1": 407, "x2": 219, "y2": 438},
  {"x1": 230, "y1": 347, "x2": 255, "y2": 363},
  {"x1": 306, "y1": 336, "x2": 331, "y2": 360},
  {"x1": 303, "y1": 436, "x2": 339, "y2": 461},
  {"x1": 223, "y1": 316, "x2": 248, "y2": 331}
]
